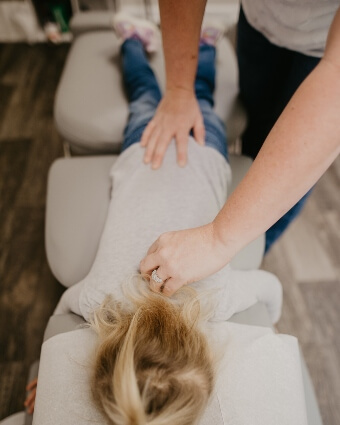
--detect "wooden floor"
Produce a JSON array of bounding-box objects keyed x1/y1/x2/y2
[
  {"x1": 0, "y1": 43, "x2": 67, "y2": 419},
  {"x1": 262, "y1": 160, "x2": 340, "y2": 425},
  {"x1": 0, "y1": 43, "x2": 339, "y2": 424}
]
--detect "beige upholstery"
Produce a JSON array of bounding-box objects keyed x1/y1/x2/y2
[
  {"x1": 69, "y1": 11, "x2": 115, "y2": 36},
  {"x1": 0, "y1": 413, "x2": 25, "y2": 425},
  {"x1": 34, "y1": 304, "x2": 322, "y2": 425},
  {"x1": 54, "y1": 31, "x2": 243, "y2": 154},
  {"x1": 36, "y1": 9, "x2": 324, "y2": 425},
  {"x1": 45, "y1": 156, "x2": 116, "y2": 286},
  {"x1": 45, "y1": 154, "x2": 264, "y2": 288}
]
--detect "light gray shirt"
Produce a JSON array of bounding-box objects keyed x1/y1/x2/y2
[
  {"x1": 242, "y1": 0, "x2": 340, "y2": 57},
  {"x1": 56, "y1": 139, "x2": 282, "y2": 323}
]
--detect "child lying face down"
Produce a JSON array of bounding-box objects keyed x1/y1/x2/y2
[
  {"x1": 26, "y1": 14, "x2": 282, "y2": 423},
  {"x1": 91, "y1": 278, "x2": 215, "y2": 424}
]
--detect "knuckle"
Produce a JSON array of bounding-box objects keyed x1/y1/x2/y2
[
  {"x1": 158, "y1": 233, "x2": 168, "y2": 244},
  {"x1": 155, "y1": 144, "x2": 167, "y2": 156},
  {"x1": 165, "y1": 260, "x2": 177, "y2": 276},
  {"x1": 149, "y1": 282, "x2": 158, "y2": 293},
  {"x1": 176, "y1": 270, "x2": 185, "y2": 282},
  {"x1": 163, "y1": 286, "x2": 172, "y2": 297},
  {"x1": 177, "y1": 130, "x2": 187, "y2": 139},
  {"x1": 167, "y1": 264, "x2": 177, "y2": 277},
  {"x1": 178, "y1": 138, "x2": 188, "y2": 147},
  {"x1": 147, "y1": 142, "x2": 155, "y2": 151},
  {"x1": 153, "y1": 153, "x2": 162, "y2": 163},
  {"x1": 158, "y1": 247, "x2": 168, "y2": 261}
]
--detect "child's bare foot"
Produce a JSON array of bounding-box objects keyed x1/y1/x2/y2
[
  {"x1": 113, "y1": 12, "x2": 160, "y2": 53},
  {"x1": 24, "y1": 377, "x2": 38, "y2": 415}
]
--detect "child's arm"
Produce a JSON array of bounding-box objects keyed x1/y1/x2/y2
[
  {"x1": 54, "y1": 281, "x2": 85, "y2": 316},
  {"x1": 211, "y1": 270, "x2": 283, "y2": 325}
]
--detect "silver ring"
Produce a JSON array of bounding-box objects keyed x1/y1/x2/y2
[{"x1": 151, "y1": 269, "x2": 164, "y2": 284}]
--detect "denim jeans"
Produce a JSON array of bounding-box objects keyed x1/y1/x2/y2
[
  {"x1": 237, "y1": 7, "x2": 319, "y2": 252},
  {"x1": 121, "y1": 39, "x2": 228, "y2": 159}
]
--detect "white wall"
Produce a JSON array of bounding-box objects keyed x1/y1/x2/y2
[
  {"x1": 0, "y1": 0, "x2": 240, "y2": 42},
  {"x1": 121, "y1": 0, "x2": 240, "y2": 27}
]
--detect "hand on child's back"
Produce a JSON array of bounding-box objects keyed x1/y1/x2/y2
[{"x1": 141, "y1": 88, "x2": 205, "y2": 169}]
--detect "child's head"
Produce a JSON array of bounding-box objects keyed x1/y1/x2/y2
[{"x1": 90, "y1": 276, "x2": 215, "y2": 425}]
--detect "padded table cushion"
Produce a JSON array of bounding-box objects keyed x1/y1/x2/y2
[
  {"x1": 34, "y1": 303, "x2": 324, "y2": 425},
  {"x1": 45, "y1": 154, "x2": 264, "y2": 287},
  {"x1": 54, "y1": 31, "x2": 242, "y2": 153},
  {"x1": 38, "y1": 304, "x2": 322, "y2": 425},
  {"x1": 0, "y1": 413, "x2": 25, "y2": 425},
  {"x1": 43, "y1": 302, "x2": 272, "y2": 343},
  {"x1": 69, "y1": 11, "x2": 115, "y2": 37},
  {"x1": 35, "y1": 326, "x2": 309, "y2": 425}
]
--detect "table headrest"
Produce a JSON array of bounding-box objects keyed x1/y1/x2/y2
[{"x1": 33, "y1": 322, "x2": 307, "y2": 425}]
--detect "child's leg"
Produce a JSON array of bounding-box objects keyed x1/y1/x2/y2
[
  {"x1": 121, "y1": 39, "x2": 162, "y2": 152},
  {"x1": 195, "y1": 44, "x2": 228, "y2": 159},
  {"x1": 195, "y1": 44, "x2": 216, "y2": 107}
]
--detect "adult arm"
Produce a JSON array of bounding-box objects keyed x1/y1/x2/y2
[
  {"x1": 140, "y1": 8, "x2": 340, "y2": 295},
  {"x1": 213, "y1": 8, "x2": 340, "y2": 257},
  {"x1": 141, "y1": 0, "x2": 207, "y2": 169}
]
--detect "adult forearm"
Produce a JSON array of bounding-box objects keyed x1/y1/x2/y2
[
  {"x1": 140, "y1": 8, "x2": 340, "y2": 295},
  {"x1": 214, "y1": 58, "x2": 340, "y2": 258},
  {"x1": 159, "y1": 0, "x2": 207, "y2": 92}
]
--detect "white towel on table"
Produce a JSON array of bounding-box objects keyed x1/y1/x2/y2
[{"x1": 33, "y1": 322, "x2": 307, "y2": 425}]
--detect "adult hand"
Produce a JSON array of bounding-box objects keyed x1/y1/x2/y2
[
  {"x1": 140, "y1": 87, "x2": 205, "y2": 169},
  {"x1": 139, "y1": 223, "x2": 231, "y2": 296}
]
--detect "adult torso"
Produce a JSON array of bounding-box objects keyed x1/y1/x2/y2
[{"x1": 241, "y1": 0, "x2": 340, "y2": 57}]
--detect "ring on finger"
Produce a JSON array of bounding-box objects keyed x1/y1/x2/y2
[{"x1": 151, "y1": 269, "x2": 164, "y2": 284}]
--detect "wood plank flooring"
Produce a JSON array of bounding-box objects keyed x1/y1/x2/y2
[
  {"x1": 0, "y1": 43, "x2": 339, "y2": 424},
  {"x1": 262, "y1": 157, "x2": 340, "y2": 425},
  {"x1": 0, "y1": 43, "x2": 67, "y2": 419}
]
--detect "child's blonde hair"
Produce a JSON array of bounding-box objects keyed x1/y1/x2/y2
[{"x1": 90, "y1": 275, "x2": 215, "y2": 425}]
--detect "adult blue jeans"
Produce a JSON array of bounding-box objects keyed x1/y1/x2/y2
[
  {"x1": 121, "y1": 39, "x2": 228, "y2": 160},
  {"x1": 237, "y1": 6, "x2": 320, "y2": 252}
]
